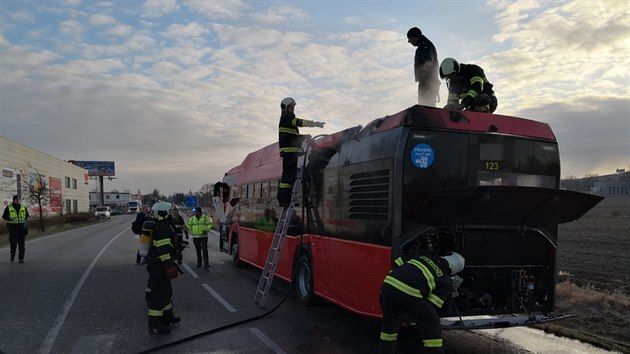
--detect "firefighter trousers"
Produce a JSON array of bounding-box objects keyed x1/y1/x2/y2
[
  {"x1": 379, "y1": 284, "x2": 443, "y2": 354},
  {"x1": 146, "y1": 263, "x2": 173, "y2": 321},
  {"x1": 278, "y1": 153, "x2": 298, "y2": 205}
]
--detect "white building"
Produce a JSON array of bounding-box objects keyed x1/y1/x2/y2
[
  {"x1": 89, "y1": 191, "x2": 131, "y2": 210},
  {"x1": 0, "y1": 136, "x2": 89, "y2": 216}
]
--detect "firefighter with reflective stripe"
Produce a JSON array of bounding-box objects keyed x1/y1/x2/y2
[
  {"x1": 169, "y1": 207, "x2": 188, "y2": 265},
  {"x1": 2, "y1": 195, "x2": 29, "y2": 263},
  {"x1": 439, "y1": 57, "x2": 498, "y2": 113},
  {"x1": 379, "y1": 252, "x2": 465, "y2": 354},
  {"x1": 139, "y1": 201, "x2": 180, "y2": 335},
  {"x1": 187, "y1": 207, "x2": 212, "y2": 269},
  {"x1": 277, "y1": 97, "x2": 325, "y2": 206}
]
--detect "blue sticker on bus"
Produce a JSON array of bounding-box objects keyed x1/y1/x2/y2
[{"x1": 411, "y1": 143, "x2": 435, "y2": 169}]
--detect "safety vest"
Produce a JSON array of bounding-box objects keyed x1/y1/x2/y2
[
  {"x1": 7, "y1": 204, "x2": 27, "y2": 224},
  {"x1": 187, "y1": 214, "x2": 212, "y2": 238}
]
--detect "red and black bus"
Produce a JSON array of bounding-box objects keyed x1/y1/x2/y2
[{"x1": 214, "y1": 105, "x2": 601, "y2": 328}]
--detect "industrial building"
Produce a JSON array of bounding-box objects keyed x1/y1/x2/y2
[{"x1": 0, "y1": 136, "x2": 90, "y2": 216}]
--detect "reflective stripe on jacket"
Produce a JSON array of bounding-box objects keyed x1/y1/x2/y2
[
  {"x1": 187, "y1": 214, "x2": 212, "y2": 237},
  {"x1": 384, "y1": 255, "x2": 451, "y2": 309}
]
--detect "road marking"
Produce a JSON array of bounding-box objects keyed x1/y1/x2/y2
[
  {"x1": 202, "y1": 283, "x2": 237, "y2": 312},
  {"x1": 249, "y1": 328, "x2": 288, "y2": 354},
  {"x1": 182, "y1": 263, "x2": 199, "y2": 278},
  {"x1": 38, "y1": 229, "x2": 126, "y2": 354}
]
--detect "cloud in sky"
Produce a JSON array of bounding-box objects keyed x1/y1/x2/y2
[{"x1": 0, "y1": 0, "x2": 628, "y2": 196}]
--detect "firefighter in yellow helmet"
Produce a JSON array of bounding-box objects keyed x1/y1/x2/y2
[
  {"x1": 277, "y1": 97, "x2": 325, "y2": 207},
  {"x1": 379, "y1": 251, "x2": 465, "y2": 354},
  {"x1": 139, "y1": 201, "x2": 180, "y2": 334}
]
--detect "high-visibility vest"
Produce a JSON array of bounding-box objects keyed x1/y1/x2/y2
[
  {"x1": 187, "y1": 214, "x2": 212, "y2": 237},
  {"x1": 7, "y1": 204, "x2": 27, "y2": 224}
]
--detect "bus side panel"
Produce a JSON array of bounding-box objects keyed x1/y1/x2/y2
[{"x1": 326, "y1": 237, "x2": 390, "y2": 316}]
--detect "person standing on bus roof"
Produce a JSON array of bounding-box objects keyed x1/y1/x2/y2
[
  {"x1": 439, "y1": 57, "x2": 498, "y2": 113},
  {"x1": 277, "y1": 97, "x2": 325, "y2": 207},
  {"x1": 187, "y1": 207, "x2": 212, "y2": 269},
  {"x1": 407, "y1": 27, "x2": 440, "y2": 107},
  {"x1": 379, "y1": 252, "x2": 465, "y2": 354}
]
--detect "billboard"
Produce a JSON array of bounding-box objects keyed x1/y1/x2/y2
[{"x1": 68, "y1": 160, "x2": 115, "y2": 176}]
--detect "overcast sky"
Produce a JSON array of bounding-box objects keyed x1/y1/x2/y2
[{"x1": 1, "y1": 0, "x2": 628, "y2": 196}]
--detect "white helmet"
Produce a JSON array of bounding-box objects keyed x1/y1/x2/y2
[
  {"x1": 441, "y1": 252, "x2": 465, "y2": 275},
  {"x1": 152, "y1": 201, "x2": 174, "y2": 218},
  {"x1": 439, "y1": 57, "x2": 460, "y2": 79},
  {"x1": 281, "y1": 97, "x2": 297, "y2": 111}
]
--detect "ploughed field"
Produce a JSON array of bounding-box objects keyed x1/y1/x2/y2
[
  {"x1": 557, "y1": 197, "x2": 630, "y2": 295},
  {"x1": 546, "y1": 197, "x2": 630, "y2": 351}
]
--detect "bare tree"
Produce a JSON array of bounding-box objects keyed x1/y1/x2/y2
[
  {"x1": 20, "y1": 165, "x2": 51, "y2": 232},
  {"x1": 198, "y1": 182, "x2": 214, "y2": 207}
]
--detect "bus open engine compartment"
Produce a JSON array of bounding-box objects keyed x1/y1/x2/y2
[{"x1": 403, "y1": 226, "x2": 556, "y2": 318}]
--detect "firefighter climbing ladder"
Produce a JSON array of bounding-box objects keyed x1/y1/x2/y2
[{"x1": 254, "y1": 168, "x2": 304, "y2": 307}]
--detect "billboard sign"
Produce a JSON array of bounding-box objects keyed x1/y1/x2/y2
[{"x1": 68, "y1": 160, "x2": 115, "y2": 176}]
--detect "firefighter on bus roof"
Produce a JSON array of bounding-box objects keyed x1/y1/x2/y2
[
  {"x1": 379, "y1": 251, "x2": 465, "y2": 354},
  {"x1": 439, "y1": 57, "x2": 498, "y2": 113},
  {"x1": 277, "y1": 97, "x2": 325, "y2": 207}
]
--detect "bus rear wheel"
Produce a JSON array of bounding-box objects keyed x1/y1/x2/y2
[{"x1": 296, "y1": 254, "x2": 314, "y2": 305}]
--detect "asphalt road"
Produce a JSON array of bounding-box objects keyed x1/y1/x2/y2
[{"x1": 0, "y1": 215, "x2": 609, "y2": 354}]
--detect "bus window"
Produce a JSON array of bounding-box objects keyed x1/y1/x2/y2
[
  {"x1": 475, "y1": 137, "x2": 559, "y2": 188},
  {"x1": 262, "y1": 181, "x2": 270, "y2": 198}
]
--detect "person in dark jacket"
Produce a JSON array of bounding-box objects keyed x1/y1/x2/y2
[
  {"x1": 439, "y1": 57, "x2": 497, "y2": 113},
  {"x1": 139, "y1": 201, "x2": 180, "y2": 335},
  {"x1": 379, "y1": 252, "x2": 465, "y2": 354},
  {"x1": 407, "y1": 27, "x2": 440, "y2": 106},
  {"x1": 277, "y1": 97, "x2": 325, "y2": 206},
  {"x1": 2, "y1": 195, "x2": 29, "y2": 263}
]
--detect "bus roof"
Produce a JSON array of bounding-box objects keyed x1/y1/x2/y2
[{"x1": 225, "y1": 105, "x2": 557, "y2": 185}]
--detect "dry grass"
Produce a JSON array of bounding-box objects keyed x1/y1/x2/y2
[{"x1": 536, "y1": 281, "x2": 630, "y2": 353}]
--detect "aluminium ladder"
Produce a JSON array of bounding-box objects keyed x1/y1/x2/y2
[{"x1": 254, "y1": 168, "x2": 304, "y2": 307}]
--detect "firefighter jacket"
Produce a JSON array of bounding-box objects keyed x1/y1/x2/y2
[
  {"x1": 383, "y1": 254, "x2": 452, "y2": 309},
  {"x1": 141, "y1": 218, "x2": 177, "y2": 268},
  {"x1": 446, "y1": 63, "x2": 495, "y2": 109},
  {"x1": 170, "y1": 214, "x2": 186, "y2": 236},
  {"x1": 278, "y1": 110, "x2": 318, "y2": 156},
  {"x1": 187, "y1": 214, "x2": 212, "y2": 238},
  {"x1": 3, "y1": 203, "x2": 28, "y2": 224}
]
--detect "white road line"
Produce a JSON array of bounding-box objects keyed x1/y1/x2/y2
[
  {"x1": 249, "y1": 328, "x2": 288, "y2": 354},
  {"x1": 182, "y1": 263, "x2": 199, "y2": 279},
  {"x1": 202, "y1": 283, "x2": 237, "y2": 312},
  {"x1": 38, "y1": 229, "x2": 126, "y2": 354}
]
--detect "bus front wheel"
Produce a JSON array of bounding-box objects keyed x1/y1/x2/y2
[{"x1": 296, "y1": 254, "x2": 314, "y2": 305}]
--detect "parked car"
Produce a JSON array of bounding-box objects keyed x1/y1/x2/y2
[{"x1": 95, "y1": 206, "x2": 111, "y2": 219}]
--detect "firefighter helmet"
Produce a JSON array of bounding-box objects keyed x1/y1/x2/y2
[
  {"x1": 152, "y1": 201, "x2": 173, "y2": 218},
  {"x1": 439, "y1": 57, "x2": 460, "y2": 79},
  {"x1": 281, "y1": 97, "x2": 297, "y2": 111},
  {"x1": 441, "y1": 252, "x2": 465, "y2": 275}
]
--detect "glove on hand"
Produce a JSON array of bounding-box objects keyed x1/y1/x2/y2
[
  {"x1": 315, "y1": 121, "x2": 325, "y2": 128},
  {"x1": 444, "y1": 103, "x2": 465, "y2": 111},
  {"x1": 165, "y1": 265, "x2": 179, "y2": 279}
]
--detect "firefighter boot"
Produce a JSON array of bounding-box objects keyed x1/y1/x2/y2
[
  {"x1": 148, "y1": 316, "x2": 171, "y2": 335},
  {"x1": 163, "y1": 309, "x2": 181, "y2": 327}
]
